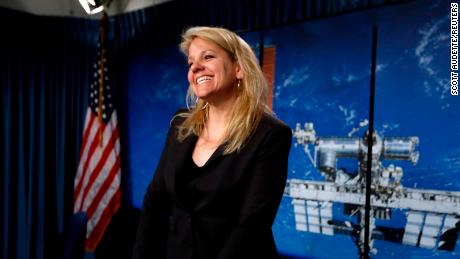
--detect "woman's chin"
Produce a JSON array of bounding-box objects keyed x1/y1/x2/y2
[{"x1": 193, "y1": 91, "x2": 211, "y2": 100}]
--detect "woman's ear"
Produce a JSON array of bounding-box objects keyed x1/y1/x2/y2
[{"x1": 235, "y1": 62, "x2": 243, "y2": 80}]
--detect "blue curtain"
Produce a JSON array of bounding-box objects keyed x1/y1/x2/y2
[
  {"x1": 0, "y1": 8, "x2": 99, "y2": 259},
  {"x1": 110, "y1": 0, "x2": 411, "y2": 51}
]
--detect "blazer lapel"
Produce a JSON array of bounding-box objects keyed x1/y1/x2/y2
[
  {"x1": 167, "y1": 134, "x2": 197, "y2": 208},
  {"x1": 202, "y1": 144, "x2": 225, "y2": 167}
]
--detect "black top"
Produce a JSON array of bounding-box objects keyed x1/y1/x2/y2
[{"x1": 177, "y1": 152, "x2": 203, "y2": 209}]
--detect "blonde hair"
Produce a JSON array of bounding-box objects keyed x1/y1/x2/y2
[{"x1": 177, "y1": 26, "x2": 272, "y2": 154}]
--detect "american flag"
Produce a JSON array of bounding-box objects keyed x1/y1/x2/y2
[{"x1": 73, "y1": 39, "x2": 121, "y2": 251}]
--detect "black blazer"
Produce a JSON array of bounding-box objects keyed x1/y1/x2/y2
[{"x1": 132, "y1": 112, "x2": 292, "y2": 259}]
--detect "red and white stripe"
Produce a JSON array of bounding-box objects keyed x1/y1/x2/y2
[{"x1": 74, "y1": 107, "x2": 121, "y2": 251}]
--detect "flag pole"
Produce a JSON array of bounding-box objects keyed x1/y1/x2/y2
[{"x1": 98, "y1": 11, "x2": 107, "y2": 147}]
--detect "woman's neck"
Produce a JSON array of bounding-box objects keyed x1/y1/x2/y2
[{"x1": 204, "y1": 95, "x2": 236, "y2": 142}]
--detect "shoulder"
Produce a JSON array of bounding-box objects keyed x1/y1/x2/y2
[
  {"x1": 169, "y1": 108, "x2": 189, "y2": 127},
  {"x1": 248, "y1": 113, "x2": 292, "y2": 159},
  {"x1": 257, "y1": 113, "x2": 292, "y2": 137},
  {"x1": 162, "y1": 108, "x2": 190, "y2": 142},
  {"x1": 250, "y1": 113, "x2": 292, "y2": 149}
]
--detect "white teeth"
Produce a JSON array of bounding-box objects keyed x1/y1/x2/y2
[{"x1": 197, "y1": 76, "x2": 212, "y2": 85}]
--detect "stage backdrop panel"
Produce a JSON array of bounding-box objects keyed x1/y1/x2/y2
[
  {"x1": 267, "y1": 9, "x2": 372, "y2": 259},
  {"x1": 372, "y1": 0, "x2": 459, "y2": 257},
  {"x1": 124, "y1": 47, "x2": 187, "y2": 209},
  {"x1": 271, "y1": 0, "x2": 459, "y2": 258}
]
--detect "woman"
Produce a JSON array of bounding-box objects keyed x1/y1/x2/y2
[{"x1": 133, "y1": 26, "x2": 292, "y2": 259}]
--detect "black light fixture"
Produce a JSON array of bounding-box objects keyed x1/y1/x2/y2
[{"x1": 78, "y1": 0, "x2": 111, "y2": 15}]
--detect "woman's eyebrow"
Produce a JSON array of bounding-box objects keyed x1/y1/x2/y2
[{"x1": 188, "y1": 50, "x2": 214, "y2": 62}]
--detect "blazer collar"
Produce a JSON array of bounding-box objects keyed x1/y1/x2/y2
[
  {"x1": 173, "y1": 134, "x2": 225, "y2": 170},
  {"x1": 167, "y1": 134, "x2": 196, "y2": 209}
]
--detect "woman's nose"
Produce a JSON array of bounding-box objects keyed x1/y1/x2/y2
[{"x1": 190, "y1": 61, "x2": 203, "y2": 73}]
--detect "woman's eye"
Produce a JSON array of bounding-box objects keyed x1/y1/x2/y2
[
  {"x1": 188, "y1": 62, "x2": 193, "y2": 68},
  {"x1": 204, "y1": 55, "x2": 214, "y2": 60}
]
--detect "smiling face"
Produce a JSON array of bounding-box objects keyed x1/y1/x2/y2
[{"x1": 187, "y1": 37, "x2": 242, "y2": 104}]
